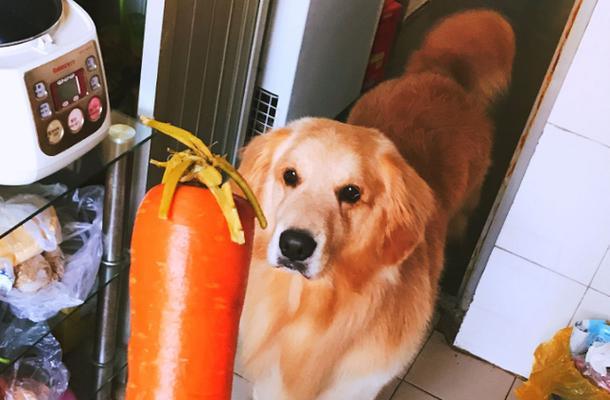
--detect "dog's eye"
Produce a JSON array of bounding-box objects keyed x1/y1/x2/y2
[
  {"x1": 283, "y1": 168, "x2": 299, "y2": 187},
  {"x1": 338, "y1": 185, "x2": 361, "y2": 204}
]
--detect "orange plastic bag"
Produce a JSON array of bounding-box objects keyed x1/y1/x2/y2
[{"x1": 517, "y1": 327, "x2": 610, "y2": 400}]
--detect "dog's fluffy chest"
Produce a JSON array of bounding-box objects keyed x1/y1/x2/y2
[{"x1": 240, "y1": 263, "x2": 423, "y2": 398}]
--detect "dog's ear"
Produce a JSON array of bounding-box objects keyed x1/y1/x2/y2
[
  {"x1": 379, "y1": 151, "x2": 436, "y2": 266},
  {"x1": 237, "y1": 128, "x2": 290, "y2": 199}
]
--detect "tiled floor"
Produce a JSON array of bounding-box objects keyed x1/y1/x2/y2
[{"x1": 231, "y1": 331, "x2": 524, "y2": 400}]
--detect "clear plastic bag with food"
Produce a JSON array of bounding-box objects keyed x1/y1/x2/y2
[
  {"x1": 0, "y1": 185, "x2": 65, "y2": 293},
  {"x1": 0, "y1": 185, "x2": 104, "y2": 322},
  {"x1": 0, "y1": 319, "x2": 69, "y2": 400}
]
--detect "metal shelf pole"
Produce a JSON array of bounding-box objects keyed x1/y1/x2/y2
[{"x1": 92, "y1": 126, "x2": 135, "y2": 399}]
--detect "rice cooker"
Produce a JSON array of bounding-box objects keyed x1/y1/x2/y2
[{"x1": 0, "y1": 0, "x2": 110, "y2": 185}]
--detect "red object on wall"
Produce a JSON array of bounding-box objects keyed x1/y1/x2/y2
[{"x1": 362, "y1": 0, "x2": 403, "y2": 91}]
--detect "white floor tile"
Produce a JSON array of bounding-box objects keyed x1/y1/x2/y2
[
  {"x1": 548, "y1": 0, "x2": 610, "y2": 146},
  {"x1": 406, "y1": 332, "x2": 513, "y2": 400},
  {"x1": 571, "y1": 288, "x2": 610, "y2": 324},
  {"x1": 591, "y1": 247, "x2": 610, "y2": 295},
  {"x1": 392, "y1": 381, "x2": 438, "y2": 400},
  {"x1": 230, "y1": 371, "x2": 403, "y2": 400},
  {"x1": 497, "y1": 124, "x2": 610, "y2": 284},
  {"x1": 232, "y1": 374, "x2": 252, "y2": 400},
  {"x1": 455, "y1": 247, "x2": 586, "y2": 376},
  {"x1": 506, "y1": 378, "x2": 525, "y2": 400},
  {"x1": 375, "y1": 378, "x2": 402, "y2": 400},
  {"x1": 234, "y1": 345, "x2": 247, "y2": 378},
  {"x1": 230, "y1": 372, "x2": 411, "y2": 400}
]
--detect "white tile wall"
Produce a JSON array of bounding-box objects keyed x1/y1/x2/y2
[
  {"x1": 571, "y1": 288, "x2": 610, "y2": 324},
  {"x1": 456, "y1": 247, "x2": 586, "y2": 376},
  {"x1": 458, "y1": 0, "x2": 610, "y2": 380},
  {"x1": 497, "y1": 124, "x2": 610, "y2": 285},
  {"x1": 548, "y1": 0, "x2": 610, "y2": 146},
  {"x1": 591, "y1": 247, "x2": 610, "y2": 295}
]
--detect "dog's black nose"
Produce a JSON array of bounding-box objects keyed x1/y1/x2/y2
[{"x1": 279, "y1": 229, "x2": 317, "y2": 261}]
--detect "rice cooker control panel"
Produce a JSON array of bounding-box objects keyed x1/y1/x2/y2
[{"x1": 24, "y1": 40, "x2": 108, "y2": 156}]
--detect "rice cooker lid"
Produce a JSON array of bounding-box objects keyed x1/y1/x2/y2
[{"x1": 0, "y1": 0, "x2": 63, "y2": 47}]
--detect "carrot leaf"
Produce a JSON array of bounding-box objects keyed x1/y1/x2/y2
[
  {"x1": 141, "y1": 116, "x2": 267, "y2": 243},
  {"x1": 157, "y1": 154, "x2": 195, "y2": 219}
]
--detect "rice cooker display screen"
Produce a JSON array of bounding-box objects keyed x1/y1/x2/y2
[{"x1": 51, "y1": 69, "x2": 86, "y2": 111}]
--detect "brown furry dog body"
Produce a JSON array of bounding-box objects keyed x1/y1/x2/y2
[{"x1": 238, "y1": 10, "x2": 515, "y2": 400}]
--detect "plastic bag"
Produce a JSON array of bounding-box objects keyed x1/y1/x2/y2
[
  {"x1": 0, "y1": 319, "x2": 69, "y2": 399},
  {"x1": 516, "y1": 327, "x2": 610, "y2": 400},
  {"x1": 1, "y1": 190, "x2": 64, "y2": 254},
  {"x1": 0, "y1": 185, "x2": 104, "y2": 322},
  {"x1": 571, "y1": 320, "x2": 610, "y2": 392},
  {"x1": 0, "y1": 186, "x2": 65, "y2": 295}
]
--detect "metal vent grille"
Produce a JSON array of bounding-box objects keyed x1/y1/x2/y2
[{"x1": 248, "y1": 87, "x2": 278, "y2": 138}]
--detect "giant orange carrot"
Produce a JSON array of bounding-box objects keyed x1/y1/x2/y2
[{"x1": 127, "y1": 117, "x2": 266, "y2": 399}]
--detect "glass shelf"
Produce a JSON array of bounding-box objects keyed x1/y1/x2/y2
[
  {"x1": 93, "y1": 360, "x2": 127, "y2": 398},
  {"x1": 0, "y1": 117, "x2": 141, "y2": 396},
  {"x1": 0, "y1": 262, "x2": 128, "y2": 375},
  {"x1": 61, "y1": 265, "x2": 129, "y2": 399},
  {"x1": 64, "y1": 342, "x2": 128, "y2": 400},
  {"x1": 0, "y1": 110, "x2": 152, "y2": 240},
  {"x1": 0, "y1": 264, "x2": 131, "y2": 399}
]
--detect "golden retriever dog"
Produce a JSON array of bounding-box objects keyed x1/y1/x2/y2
[{"x1": 237, "y1": 9, "x2": 515, "y2": 400}]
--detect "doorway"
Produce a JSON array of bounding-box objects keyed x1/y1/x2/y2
[{"x1": 383, "y1": 0, "x2": 576, "y2": 299}]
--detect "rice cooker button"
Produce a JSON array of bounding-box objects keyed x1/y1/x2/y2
[
  {"x1": 47, "y1": 120, "x2": 64, "y2": 144},
  {"x1": 90, "y1": 75, "x2": 101, "y2": 90},
  {"x1": 87, "y1": 96, "x2": 103, "y2": 122},
  {"x1": 39, "y1": 103, "x2": 52, "y2": 119},
  {"x1": 68, "y1": 108, "x2": 85, "y2": 133},
  {"x1": 86, "y1": 56, "x2": 97, "y2": 71},
  {"x1": 34, "y1": 82, "x2": 48, "y2": 99}
]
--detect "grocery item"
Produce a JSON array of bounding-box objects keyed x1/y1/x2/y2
[
  {"x1": 127, "y1": 117, "x2": 264, "y2": 399},
  {"x1": 0, "y1": 186, "x2": 104, "y2": 322},
  {"x1": 14, "y1": 250, "x2": 65, "y2": 294},
  {"x1": 0, "y1": 320, "x2": 69, "y2": 400},
  {"x1": 0, "y1": 202, "x2": 62, "y2": 268},
  {"x1": 517, "y1": 322, "x2": 610, "y2": 400}
]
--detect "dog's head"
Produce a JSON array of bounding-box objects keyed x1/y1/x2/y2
[{"x1": 239, "y1": 118, "x2": 435, "y2": 287}]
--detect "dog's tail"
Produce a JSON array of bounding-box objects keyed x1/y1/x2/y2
[{"x1": 406, "y1": 9, "x2": 516, "y2": 106}]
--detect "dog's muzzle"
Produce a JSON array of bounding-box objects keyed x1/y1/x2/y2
[
  {"x1": 277, "y1": 229, "x2": 317, "y2": 277},
  {"x1": 280, "y1": 229, "x2": 317, "y2": 260}
]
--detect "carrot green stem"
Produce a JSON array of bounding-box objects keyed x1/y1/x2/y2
[
  {"x1": 213, "y1": 156, "x2": 267, "y2": 229},
  {"x1": 159, "y1": 154, "x2": 195, "y2": 219},
  {"x1": 140, "y1": 116, "x2": 267, "y2": 244}
]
